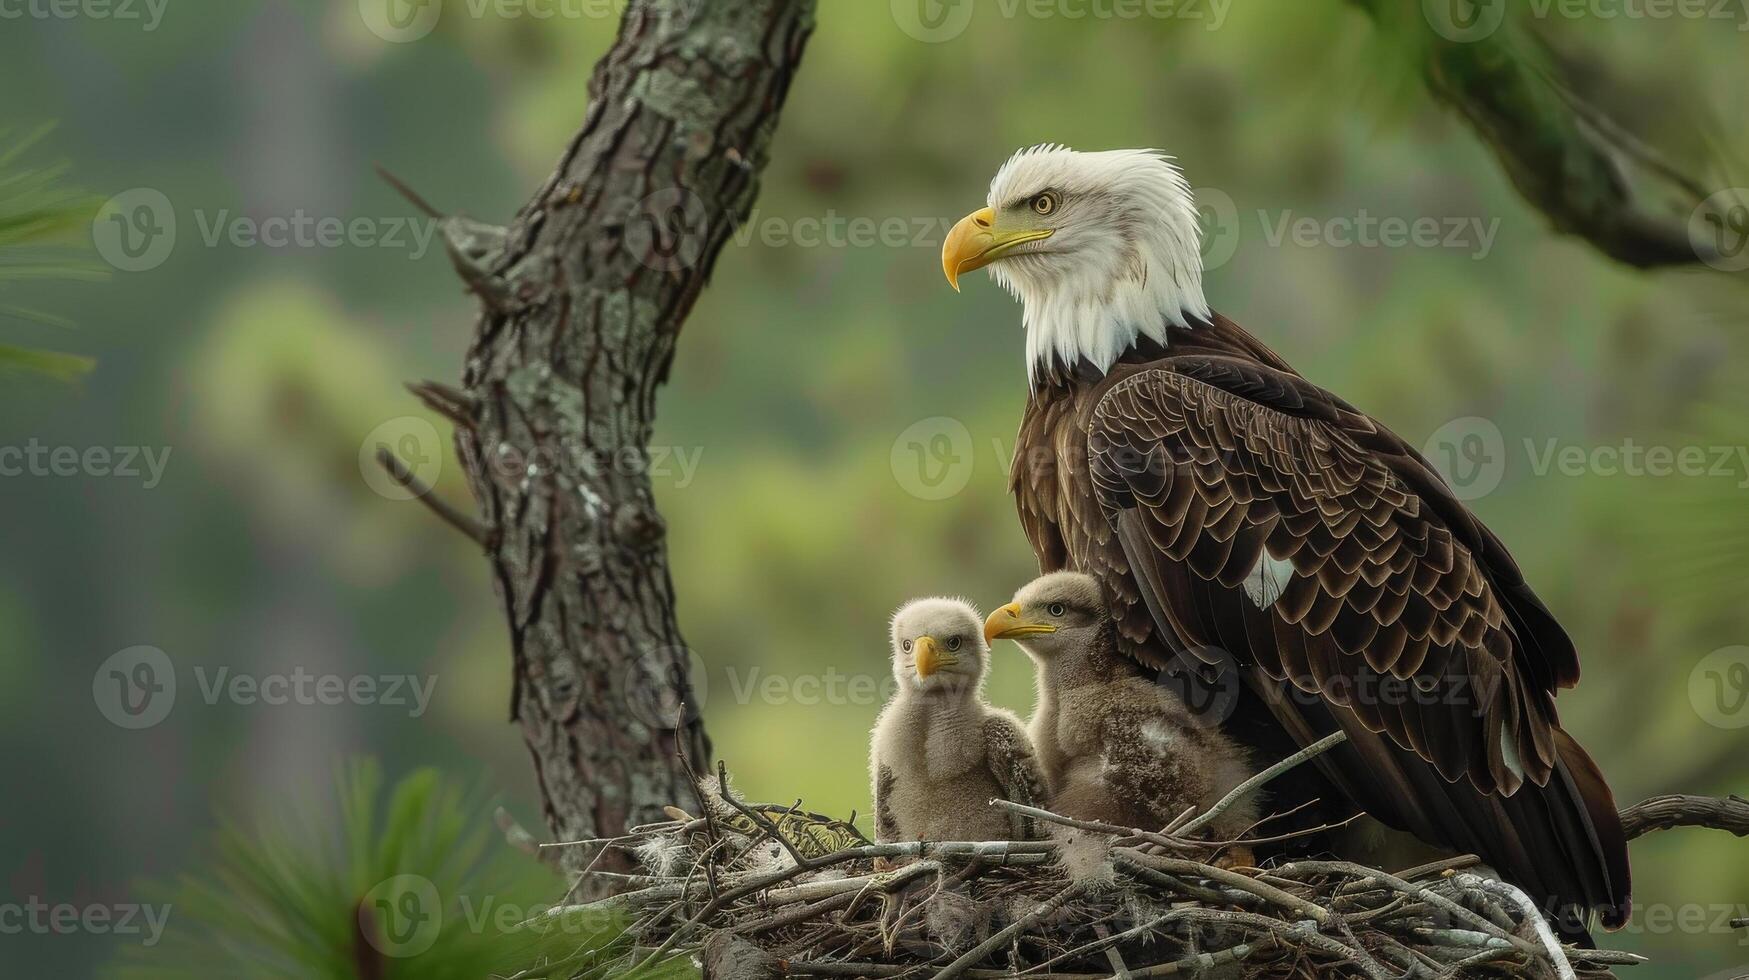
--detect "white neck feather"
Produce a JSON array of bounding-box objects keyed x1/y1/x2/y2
[{"x1": 982, "y1": 147, "x2": 1211, "y2": 386}]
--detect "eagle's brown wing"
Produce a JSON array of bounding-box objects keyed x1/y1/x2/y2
[{"x1": 1083, "y1": 355, "x2": 1629, "y2": 927}]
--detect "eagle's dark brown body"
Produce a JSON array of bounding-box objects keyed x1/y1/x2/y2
[{"x1": 1011, "y1": 312, "x2": 1631, "y2": 929}]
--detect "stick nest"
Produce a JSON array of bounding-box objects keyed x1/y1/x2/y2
[{"x1": 559, "y1": 761, "x2": 1677, "y2": 980}]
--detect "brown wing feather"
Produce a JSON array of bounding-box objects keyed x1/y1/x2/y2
[
  {"x1": 1060, "y1": 350, "x2": 1627, "y2": 929},
  {"x1": 1091, "y1": 365, "x2": 1532, "y2": 790}
]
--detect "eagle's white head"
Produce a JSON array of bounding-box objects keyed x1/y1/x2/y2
[{"x1": 942, "y1": 145, "x2": 1210, "y2": 386}]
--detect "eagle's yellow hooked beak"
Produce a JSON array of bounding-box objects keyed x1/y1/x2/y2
[
  {"x1": 984, "y1": 603, "x2": 1058, "y2": 643},
  {"x1": 913, "y1": 636, "x2": 942, "y2": 678},
  {"x1": 941, "y1": 207, "x2": 1054, "y2": 291}
]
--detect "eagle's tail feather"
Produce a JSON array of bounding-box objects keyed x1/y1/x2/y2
[
  {"x1": 1369, "y1": 723, "x2": 1629, "y2": 938},
  {"x1": 1549, "y1": 727, "x2": 1632, "y2": 929},
  {"x1": 1264, "y1": 693, "x2": 1630, "y2": 938}
]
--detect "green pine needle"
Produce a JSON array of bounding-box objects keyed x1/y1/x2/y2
[
  {"x1": 105, "y1": 759, "x2": 682, "y2": 980},
  {"x1": 0, "y1": 123, "x2": 104, "y2": 380},
  {"x1": 0, "y1": 342, "x2": 95, "y2": 381}
]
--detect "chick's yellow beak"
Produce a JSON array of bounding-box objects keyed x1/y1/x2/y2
[
  {"x1": 914, "y1": 636, "x2": 942, "y2": 678},
  {"x1": 941, "y1": 207, "x2": 1054, "y2": 291},
  {"x1": 985, "y1": 603, "x2": 1058, "y2": 643}
]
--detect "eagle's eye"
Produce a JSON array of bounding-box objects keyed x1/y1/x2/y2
[
  {"x1": 901, "y1": 639, "x2": 913, "y2": 653},
  {"x1": 1031, "y1": 192, "x2": 1058, "y2": 216},
  {"x1": 945, "y1": 636, "x2": 962, "y2": 652},
  {"x1": 1047, "y1": 602, "x2": 1067, "y2": 617}
]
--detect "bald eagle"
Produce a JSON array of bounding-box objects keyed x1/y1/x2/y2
[{"x1": 942, "y1": 144, "x2": 1630, "y2": 930}]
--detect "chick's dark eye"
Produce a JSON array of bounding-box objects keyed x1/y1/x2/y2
[
  {"x1": 1048, "y1": 603, "x2": 1067, "y2": 617},
  {"x1": 946, "y1": 636, "x2": 962, "y2": 652},
  {"x1": 1031, "y1": 192, "x2": 1058, "y2": 216},
  {"x1": 901, "y1": 639, "x2": 913, "y2": 652}
]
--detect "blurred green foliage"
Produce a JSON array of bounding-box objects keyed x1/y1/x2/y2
[
  {"x1": 106, "y1": 760, "x2": 666, "y2": 980},
  {"x1": 0, "y1": 2, "x2": 1745, "y2": 978},
  {"x1": 0, "y1": 124, "x2": 104, "y2": 379}
]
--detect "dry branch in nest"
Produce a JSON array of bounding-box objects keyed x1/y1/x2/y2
[{"x1": 535, "y1": 748, "x2": 1748, "y2": 980}]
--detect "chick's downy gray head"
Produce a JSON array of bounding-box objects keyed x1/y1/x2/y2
[
  {"x1": 984, "y1": 571, "x2": 1110, "y2": 659},
  {"x1": 890, "y1": 597, "x2": 989, "y2": 695}
]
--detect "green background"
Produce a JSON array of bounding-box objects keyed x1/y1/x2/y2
[{"x1": 1, "y1": 0, "x2": 1746, "y2": 975}]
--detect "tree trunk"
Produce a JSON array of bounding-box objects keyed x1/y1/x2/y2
[{"x1": 443, "y1": 0, "x2": 815, "y2": 877}]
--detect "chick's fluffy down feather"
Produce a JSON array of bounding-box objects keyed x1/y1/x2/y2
[{"x1": 1035, "y1": 673, "x2": 1258, "y2": 844}]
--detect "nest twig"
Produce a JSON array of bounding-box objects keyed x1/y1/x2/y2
[{"x1": 525, "y1": 758, "x2": 1746, "y2": 980}]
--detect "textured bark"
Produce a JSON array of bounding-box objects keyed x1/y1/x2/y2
[
  {"x1": 1618, "y1": 793, "x2": 1749, "y2": 840},
  {"x1": 444, "y1": 0, "x2": 815, "y2": 878}
]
